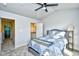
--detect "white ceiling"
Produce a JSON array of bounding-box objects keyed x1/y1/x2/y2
[{"x1": 0, "y1": 3, "x2": 79, "y2": 19}]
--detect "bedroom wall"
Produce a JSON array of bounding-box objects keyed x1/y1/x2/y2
[
  {"x1": 41, "y1": 8, "x2": 79, "y2": 50},
  {"x1": 0, "y1": 10, "x2": 39, "y2": 48}
]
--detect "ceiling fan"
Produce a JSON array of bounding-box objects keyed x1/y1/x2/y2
[{"x1": 35, "y1": 3, "x2": 58, "y2": 12}]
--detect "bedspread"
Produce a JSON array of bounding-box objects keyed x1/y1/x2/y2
[{"x1": 28, "y1": 37, "x2": 65, "y2": 56}]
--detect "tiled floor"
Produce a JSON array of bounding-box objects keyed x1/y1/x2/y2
[
  {"x1": 0, "y1": 38, "x2": 34, "y2": 56},
  {"x1": 73, "y1": 51, "x2": 79, "y2": 56},
  {"x1": 0, "y1": 45, "x2": 79, "y2": 56},
  {"x1": 64, "y1": 49, "x2": 79, "y2": 56},
  {"x1": 0, "y1": 46, "x2": 34, "y2": 56},
  {"x1": 1, "y1": 39, "x2": 14, "y2": 51},
  {"x1": 0, "y1": 39, "x2": 79, "y2": 56}
]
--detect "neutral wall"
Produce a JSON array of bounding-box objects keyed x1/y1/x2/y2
[
  {"x1": 41, "y1": 9, "x2": 79, "y2": 50},
  {"x1": 0, "y1": 10, "x2": 39, "y2": 48}
]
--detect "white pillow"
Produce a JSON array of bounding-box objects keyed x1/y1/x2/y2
[
  {"x1": 48, "y1": 31, "x2": 58, "y2": 38},
  {"x1": 53, "y1": 32, "x2": 66, "y2": 39}
]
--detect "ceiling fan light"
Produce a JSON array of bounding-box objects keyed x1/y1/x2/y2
[{"x1": 42, "y1": 7, "x2": 46, "y2": 10}]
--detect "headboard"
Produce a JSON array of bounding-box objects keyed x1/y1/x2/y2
[
  {"x1": 47, "y1": 29, "x2": 67, "y2": 35},
  {"x1": 47, "y1": 29, "x2": 69, "y2": 41}
]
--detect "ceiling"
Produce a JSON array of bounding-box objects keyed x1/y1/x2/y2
[{"x1": 0, "y1": 3, "x2": 79, "y2": 20}]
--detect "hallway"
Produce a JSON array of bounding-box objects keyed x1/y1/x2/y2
[{"x1": 1, "y1": 38, "x2": 14, "y2": 52}]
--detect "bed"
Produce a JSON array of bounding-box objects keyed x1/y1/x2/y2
[{"x1": 28, "y1": 29, "x2": 68, "y2": 56}]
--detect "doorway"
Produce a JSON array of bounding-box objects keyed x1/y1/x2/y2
[
  {"x1": 30, "y1": 23, "x2": 44, "y2": 39},
  {"x1": 1, "y1": 18, "x2": 15, "y2": 51},
  {"x1": 31, "y1": 23, "x2": 36, "y2": 39}
]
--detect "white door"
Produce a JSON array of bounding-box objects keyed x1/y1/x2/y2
[{"x1": 36, "y1": 23, "x2": 43, "y2": 38}]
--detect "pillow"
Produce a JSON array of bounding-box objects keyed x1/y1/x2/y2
[
  {"x1": 39, "y1": 35, "x2": 50, "y2": 40},
  {"x1": 48, "y1": 31, "x2": 58, "y2": 38},
  {"x1": 53, "y1": 32, "x2": 66, "y2": 39}
]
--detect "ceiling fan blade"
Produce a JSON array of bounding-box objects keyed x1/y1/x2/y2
[
  {"x1": 35, "y1": 6, "x2": 43, "y2": 11},
  {"x1": 45, "y1": 8, "x2": 48, "y2": 12},
  {"x1": 46, "y1": 4, "x2": 58, "y2": 6},
  {"x1": 36, "y1": 3, "x2": 43, "y2": 6}
]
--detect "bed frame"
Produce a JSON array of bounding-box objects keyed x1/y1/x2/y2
[{"x1": 28, "y1": 47, "x2": 40, "y2": 56}]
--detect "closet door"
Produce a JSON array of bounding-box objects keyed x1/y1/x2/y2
[{"x1": 36, "y1": 23, "x2": 43, "y2": 38}]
